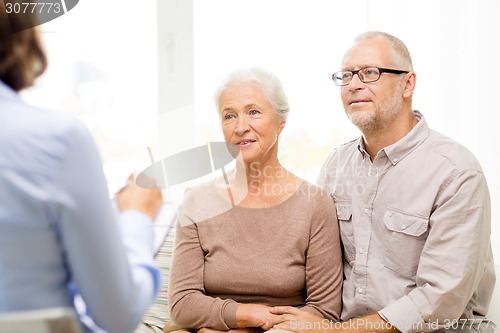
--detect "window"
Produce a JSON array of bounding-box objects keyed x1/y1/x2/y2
[
  {"x1": 23, "y1": 0, "x2": 158, "y2": 193},
  {"x1": 25, "y1": 0, "x2": 500, "y2": 263}
]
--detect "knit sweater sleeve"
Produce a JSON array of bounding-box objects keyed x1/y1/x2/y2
[
  {"x1": 299, "y1": 188, "x2": 343, "y2": 321},
  {"x1": 168, "y1": 215, "x2": 239, "y2": 330}
]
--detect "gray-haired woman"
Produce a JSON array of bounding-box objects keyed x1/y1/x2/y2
[{"x1": 167, "y1": 67, "x2": 343, "y2": 333}]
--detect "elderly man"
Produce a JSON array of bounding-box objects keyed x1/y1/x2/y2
[{"x1": 264, "y1": 31, "x2": 495, "y2": 333}]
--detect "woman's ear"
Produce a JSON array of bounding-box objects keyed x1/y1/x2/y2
[{"x1": 277, "y1": 119, "x2": 286, "y2": 135}]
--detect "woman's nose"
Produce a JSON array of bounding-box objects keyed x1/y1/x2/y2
[{"x1": 235, "y1": 116, "x2": 250, "y2": 135}]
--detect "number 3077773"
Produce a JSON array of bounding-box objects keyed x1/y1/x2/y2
[{"x1": 5, "y1": 2, "x2": 62, "y2": 14}]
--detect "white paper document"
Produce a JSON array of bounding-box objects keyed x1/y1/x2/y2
[{"x1": 152, "y1": 202, "x2": 177, "y2": 255}]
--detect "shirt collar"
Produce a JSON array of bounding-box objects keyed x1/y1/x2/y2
[
  {"x1": 0, "y1": 80, "x2": 19, "y2": 100},
  {"x1": 356, "y1": 110, "x2": 431, "y2": 164},
  {"x1": 357, "y1": 136, "x2": 369, "y2": 158}
]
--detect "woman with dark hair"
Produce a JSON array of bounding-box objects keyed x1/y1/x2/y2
[
  {"x1": 0, "y1": 4, "x2": 163, "y2": 333},
  {"x1": 0, "y1": 4, "x2": 47, "y2": 91}
]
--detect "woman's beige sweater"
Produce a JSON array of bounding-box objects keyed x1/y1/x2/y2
[{"x1": 169, "y1": 181, "x2": 343, "y2": 330}]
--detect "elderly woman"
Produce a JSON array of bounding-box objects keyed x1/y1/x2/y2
[{"x1": 167, "y1": 67, "x2": 342, "y2": 333}]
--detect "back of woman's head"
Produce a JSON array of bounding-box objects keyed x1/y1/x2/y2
[
  {"x1": 213, "y1": 67, "x2": 290, "y2": 121},
  {"x1": 0, "y1": 1, "x2": 47, "y2": 91}
]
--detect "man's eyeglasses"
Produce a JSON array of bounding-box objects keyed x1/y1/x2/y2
[{"x1": 332, "y1": 67, "x2": 409, "y2": 86}]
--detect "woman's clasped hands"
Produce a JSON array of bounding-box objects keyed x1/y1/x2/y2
[{"x1": 197, "y1": 305, "x2": 326, "y2": 333}]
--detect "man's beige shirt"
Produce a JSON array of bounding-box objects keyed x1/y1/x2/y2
[{"x1": 318, "y1": 111, "x2": 495, "y2": 333}]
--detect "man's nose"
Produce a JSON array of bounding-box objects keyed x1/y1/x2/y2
[{"x1": 347, "y1": 73, "x2": 364, "y2": 90}]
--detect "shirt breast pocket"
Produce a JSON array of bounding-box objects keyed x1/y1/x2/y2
[
  {"x1": 336, "y1": 201, "x2": 355, "y2": 264},
  {"x1": 383, "y1": 209, "x2": 429, "y2": 279}
]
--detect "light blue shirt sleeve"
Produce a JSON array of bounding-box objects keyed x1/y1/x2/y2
[
  {"x1": 0, "y1": 80, "x2": 159, "y2": 333},
  {"x1": 49, "y1": 117, "x2": 160, "y2": 333}
]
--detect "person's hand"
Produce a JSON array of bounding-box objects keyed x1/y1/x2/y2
[
  {"x1": 198, "y1": 329, "x2": 262, "y2": 333},
  {"x1": 262, "y1": 307, "x2": 325, "y2": 333},
  {"x1": 198, "y1": 328, "x2": 226, "y2": 333},
  {"x1": 115, "y1": 173, "x2": 162, "y2": 220},
  {"x1": 236, "y1": 304, "x2": 277, "y2": 328}
]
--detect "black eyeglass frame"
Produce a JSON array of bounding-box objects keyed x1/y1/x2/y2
[{"x1": 332, "y1": 67, "x2": 410, "y2": 86}]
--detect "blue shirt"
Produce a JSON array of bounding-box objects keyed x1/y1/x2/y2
[{"x1": 0, "y1": 80, "x2": 160, "y2": 333}]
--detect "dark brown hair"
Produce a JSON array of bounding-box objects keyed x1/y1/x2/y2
[{"x1": 0, "y1": 1, "x2": 48, "y2": 91}]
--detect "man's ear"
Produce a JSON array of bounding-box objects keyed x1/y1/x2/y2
[{"x1": 403, "y1": 71, "x2": 416, "y2": 98}]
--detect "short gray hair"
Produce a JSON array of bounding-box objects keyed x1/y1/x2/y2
[
  {"x1": 355, "y1": 31, "x2": 414, "y2": 71},
  {"x1": 213, "y1": 67, "x2": 290, "y2": 121}
]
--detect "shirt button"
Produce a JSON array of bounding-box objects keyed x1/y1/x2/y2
[
  {"x1": 357, "y1": 287, "x2": 364, "y2": 294},
  {"x1": 401, "y1": 224, "x2": 407, "y2": 230},
  {"x1": 364, "y1": 208, "x2": 369, "y2": 214},
  {"x1": 359, "y1": 249, "x2": 365, "y2": 254},
  {"x1": 393, "y1": 157, "x2": 399, "y2": 163}
]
